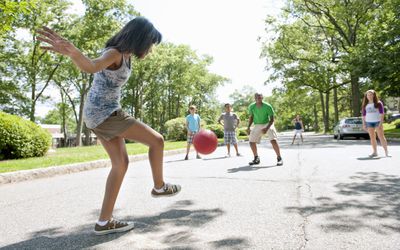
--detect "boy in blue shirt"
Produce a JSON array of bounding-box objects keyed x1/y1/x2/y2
[{"x1": 185, "y1": 105, "x2": 201, "y2": 160}]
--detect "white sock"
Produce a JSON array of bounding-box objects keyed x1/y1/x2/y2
[
  {"x1": 154, "y1": 184, "x2": 166, "y2": 193},
  {"x1": 97, "y1": 220, "x2": 108, "y2": 226}
]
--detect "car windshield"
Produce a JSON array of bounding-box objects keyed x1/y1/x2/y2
[{"x1": 345, "y1": 119, "x2": 362, "y2": 124}]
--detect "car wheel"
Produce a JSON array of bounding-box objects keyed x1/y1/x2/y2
[
  {"x1": 333, "y1": 134, "x2": 337, "y2": 139},
  {"x1": 339, "y1": 133, "x2": 344, "y2": 140}
]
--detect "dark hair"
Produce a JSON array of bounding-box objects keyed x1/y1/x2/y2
[
  {"x1": 105, "y1": 17, "x2": 162, "y2": 58},
  {"x1": 362, "y1": 89, "x2": 379, "y2": 111},
  {"x1": 224, "y1": 103, "x2": 231, "y2": 108}
]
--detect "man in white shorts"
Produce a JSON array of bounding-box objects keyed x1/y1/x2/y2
[{"x1": 247, "y1": 93, "x2": 283, "y2": 166}]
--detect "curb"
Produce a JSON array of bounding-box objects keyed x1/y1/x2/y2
[{"x1": 0, "y1": 148, "x2": 188, "y2": 186}]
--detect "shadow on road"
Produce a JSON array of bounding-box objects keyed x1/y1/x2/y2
[
  {"x1": 285, "y1": 172, "x2": 400, "y2": 234},
  {"x1": 356, "y1": 156, "x2": 384, "y2": 160},
  {"x1": 2, "y1": 200, "x2": 248, "y2": 249},
  {"x1": 227, "y1": 165, "x2": 277, "y2": 173},
  {"x1": 202, "y1": 156, "x2": 228, "y2": 161}
]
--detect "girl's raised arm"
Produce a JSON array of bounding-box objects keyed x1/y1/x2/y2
[{"x1": 37, "y1": 26, "x2": 120, "y2": 73}]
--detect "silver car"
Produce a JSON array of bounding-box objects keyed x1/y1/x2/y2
[{"x1": 333, "y1": 117, "x2": 369, "y2": 140}]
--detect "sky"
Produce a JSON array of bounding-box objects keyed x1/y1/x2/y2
[{"x1": 36, "y1": 0, "x2": 284, "y2": 117}]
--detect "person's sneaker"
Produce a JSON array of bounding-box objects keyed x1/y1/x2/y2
[
  {"x1": 249, "y1": 156, "x2": 260, "y2": 165},
  {"x1": 94, "y1": 219, "x2": 134, "y2": 236},
  {"x1": 236, "y1": 153, "x2": 242, "y2": 157},
  {"x1": 226, "y1": 154, "x2": 231, "y2": 158},
  {"x1": 196, "y1": 154, "x2": 202, "y2": 159},
  {"x1": 184, "y1": 155, "x2": 188, "y2": 160},
  {"x1": 369, "y1": 152, "x2": 378, "y2": 158},
  {"x1": 277, "y1": 156, "x2": 283, "y2": 166},
  {"x1": 385, "y1": 152, "x2": 392, "y2": 158},
  {"x1": 151, "y1": 183, "x2": 181, "y2": 198}
]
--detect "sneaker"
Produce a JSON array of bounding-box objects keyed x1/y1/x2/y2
[
  {"x1": 226, "y1": 154, "x2": 231, "y2": 158},
  {"x1": 369, "y1": 153, "x2": 378, "y2": 158},
  {"x1": 277, "y1": 156, "x2": 283, "y2": 166},
  {"x1": 184, "y1": 155, "x2": 188, "y2": 160},
  {"x1": 94, "y1": 219, "x2": 134, "y2": 236},
  {"x1": 236, "y1": 153, "x2": 242, "y2": 157},
  {"x1": 385, "y1": 152, "x2": 392, "y2": 158},
  {"x1": 196, "y1": 155, "x2": 202, "y2": 159},
  {"x1": 249, "y1": 156, "x2": 260, "y2": 165},
  {"x1": 151, "y1": 183, "x2": 181, "y2": 198}
]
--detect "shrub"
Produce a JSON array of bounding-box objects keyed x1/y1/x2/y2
[
  {"x1": 204, "y1": 124, "x2": 224, "y2": 138},
  {"x1": 165, "y1": 117, "x2": 187, "y2": 141},
  {"x1": 0, "y1": 112, "x2": 52, "y2": 160},
  {"x1": 238, "y1": 127, "x2": 247, "y2": 136},
  {"x1": 394, "y1": 119, "x2": 400, "y2": 129}
]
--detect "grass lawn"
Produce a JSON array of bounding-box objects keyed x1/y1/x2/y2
[{"x1": 0, "y1": 141, "x2": 187, "y2": 174}]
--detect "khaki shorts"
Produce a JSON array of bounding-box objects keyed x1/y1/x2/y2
[
  {"x1": 91, "y1": 109, "x2": 136, "y2": 141},
  {"x1": 249, "y1": 124, "x2": 278, "y2": 143}
]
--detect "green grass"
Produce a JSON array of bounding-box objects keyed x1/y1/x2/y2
[
  {"x1": 0, "y1": 141, "x2": 187, "y2": 174},
  {"x1": 383, "y1": 123, "x2": 400, "y2": 138}
]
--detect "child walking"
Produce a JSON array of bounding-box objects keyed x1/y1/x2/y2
[
  {"x1": 37, "y1": 17, "x2": 181, "y2": 236},
  {"x1": 361, "y1": 89, "x2": 391, "y2": 158},
  {"x1": 218, "y1": 103, "x2": 241, "y2": 157},
  {"x1": 184, "y1": 105, "x2": 201, "y2": 160}
]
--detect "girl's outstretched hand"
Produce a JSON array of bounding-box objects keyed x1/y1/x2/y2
[{"x1": 37, "y1": 26, "x2": 77, "y2": 57}]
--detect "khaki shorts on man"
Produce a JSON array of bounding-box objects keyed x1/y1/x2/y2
[{"x1": 249, "y1": 124, "x2": 278, "y2": 143}]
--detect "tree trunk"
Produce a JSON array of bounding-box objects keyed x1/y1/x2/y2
[
  {"x1": 324, "y1": 91, "x2": 330, "y2": 133},
  {"x1": 319, "y1": 91, "x2": 326, "y2": 133},
  {"x1": 75, "y1": 81, "x2": 86, "y2": 147},
  {"x1": 84, "y1": 124, "x2": 91, "y2": 146},
  {"x1": 351, "y1": 72, "x2": 361, "y2": 117},
  {"x1": 313, "y1": 103, "x2": 319, "y2": 132},
  {"x1": 333, "y1": 87, "x2": 339, "y2": 125},
  {"x1": 60, "y1": 90, "x2": 67, "y2": 147}
]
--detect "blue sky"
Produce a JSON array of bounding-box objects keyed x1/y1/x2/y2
[{"x1": 36, "y1": 0, "x2": 284, "y2": 116}]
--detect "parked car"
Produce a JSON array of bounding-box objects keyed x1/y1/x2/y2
[
  {"x1": 333, "y1": 117, "x2": 369, "y2": 140},
  {"x1": 387, "y1": 113, "x2": 400, "y2": 123}
]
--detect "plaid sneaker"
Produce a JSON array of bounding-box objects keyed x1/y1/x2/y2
[
  {"x1": 94, "y1": 219, "x2": 134, "y2": 236},
  {"x1": 151, "y1": 183, "x2": 181, "y2": 198}
]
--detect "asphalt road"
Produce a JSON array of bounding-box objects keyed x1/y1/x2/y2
[{"x1": 1, "y1": 133, "x2": 399, "y2": 249}]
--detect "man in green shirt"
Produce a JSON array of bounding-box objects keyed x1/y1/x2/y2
[{"x1": 247, "y1": 93, "x2": 283, "y2": 166}]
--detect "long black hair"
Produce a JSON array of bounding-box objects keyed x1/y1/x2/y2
[{"x1": 105, "y1": 17, "x2": 162, "y2": 58}]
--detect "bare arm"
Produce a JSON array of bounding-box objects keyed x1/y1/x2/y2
[
  {"x1": 264, "y1": 116, "x2": 274, "y2": 131},
  {"x1": 37, "y1": 26, "x2": 120, "y2": 73}
]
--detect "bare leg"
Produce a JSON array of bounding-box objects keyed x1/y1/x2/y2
[
  {"x1": 300, "y1": 134, "x2": 304, "y2": 142},
  {"x1": 270, "y1": 139, "x2": 281, "y2": 157},
  {"x1": 119, "y1": 121, "x2": 165, "y2": 189},
  {"x1": 226, "y1": 144, "x2": 231, "y2": 155},
  {"x1": 250, "y1": 142, "x2": 258, "y2": 157},
  {"x1": 367, "y1": 127, "x2": 378, "y2": 154},
  {"x1": 233, "y1": 143, "x2": 239, "y2": 155},
  {"x1": 185, "y1": 143, "x2": 191, "y2": 158},
  {"x1": 376, "y1": 126, "x2": 389, "y2": 154},
  {"x1": 98, "y1": 137, "x2": 129, "y2": 221},
  {"x1": 291, "y1": 134, "x2": 296, "y2": 144}
]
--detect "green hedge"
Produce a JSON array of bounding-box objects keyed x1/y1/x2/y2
[
  {"x1": 165, "y1": 117, "x2": 187, "y2": 141},
  {"x1": 0, "y1": 112, "x2": 51, "y2": 160},
  {"x1": 394, "y1": 119, "x2": 400, "y2": 129},
  {"x1": 204, "y1": 124, "x2": 224, "y2": 138}
]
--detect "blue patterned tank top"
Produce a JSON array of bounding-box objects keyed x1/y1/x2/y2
[{"x1": 83, "y1": 49, "x2": 131, "y2": 129}]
